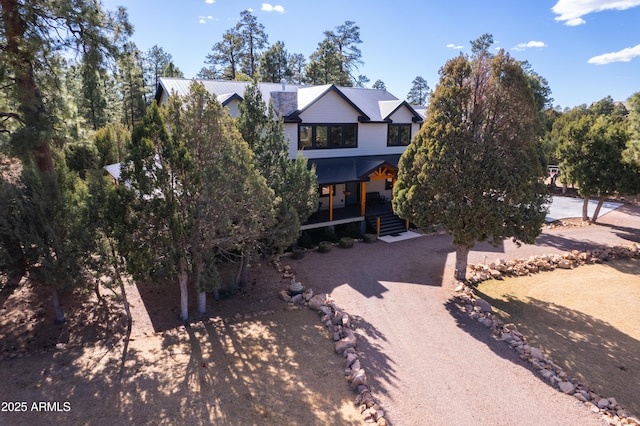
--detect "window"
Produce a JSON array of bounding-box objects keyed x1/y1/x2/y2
[
  {"x1": 298, "y1": 124, "x2": 358, "y2": 149},
  {"x1": 319, "y1": 184, "x2": 334, "y2": 196},
  {"x1": 387, "y1": 124, "x2": 412, "y2": 146},
  {"x1": 385, "y1": 178, "x2": 394, "y2": 190}
]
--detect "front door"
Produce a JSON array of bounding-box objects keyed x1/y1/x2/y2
[{"x1": 344, "y1": 182, "x2": 359, "y2": 206}]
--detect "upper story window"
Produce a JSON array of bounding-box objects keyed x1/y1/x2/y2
[
  {"x1": 387, "y1": 124, "x2": 412, "y2": 146},
  {"x1": 299, "y1": 124, "x2": 357, "y2": 149}
]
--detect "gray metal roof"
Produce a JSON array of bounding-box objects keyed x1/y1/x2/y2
[
  {"x1": 156, "y1": 78, "x2": 424, "y2": 123},
  {"x1": 310, "y1": 155, "x2": 402, "y2": 184}
]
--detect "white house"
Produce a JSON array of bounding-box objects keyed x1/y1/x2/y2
[{"x1": 154, "y1": 77, "x2": 424, "y2": 236}]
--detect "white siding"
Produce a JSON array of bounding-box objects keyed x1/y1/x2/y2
[
  {"x1": 225, "y1": 100, "x2": 241, "y2": 118},
  {"x1": 388, "y1": 107, "x2": 415, "y2": 123},
  {"x1": 366, "y1": 179, "x2": 392, "y2": 201},
  {"x1": 285, "y1": 95, "x2": 422, "y2": 160},
  {"x1": 299, "y1": 90, "x2": 361, "y2": 123}
]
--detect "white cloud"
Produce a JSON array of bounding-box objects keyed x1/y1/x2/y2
[
  {"x1": 446, "y1": 43, "x2": 463, "y2": 49},
  {"x1": 205, "y1": 0, "x2": 215, "y2": 4},
  {"x1": 198, "y1": 15, "x2": 214, "y2": 24},
  {"x1": 588, "y1": 43, "x2": 640, "y2": 64},
  {"x1": 552, "y1": 0, "x2": 640, "y2": 25},
  {"x1": 513, "y1": 40, "x2": 547, "y2": 51},
  {"x1": 262, "y1": 3, "x2": 285, "y2": 13}
]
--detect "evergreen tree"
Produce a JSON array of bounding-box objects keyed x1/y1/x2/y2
[
  {"x1": 121, "y1": 85, "x2": 274, "y2": 320},
  {"x1": 323, "y1": 20, "x2": 363, "y2": 82},
  {"x1": 93, "y1": 123, "x2": 130, "y2": 166},
  {"x1": 288, "y1": 53, "x2": 307, "y2": 84},
  {"x1": 237, "y1": 83, "x2": 317, "y2": 252},
  {"x1": 556, "y1": 98, "x2": 636, "y2": 221},
  {"x1": 393, "y1": 49, "x2": 549, "y2": 281},
  {"x1": 143, "y1": 45, "x2": 183, "y2": 98},
  {"x1": 0, "y1": 0, "x2": 131, "y2": 321},
  {"x1": 306, "y1": 39, "x2": 351, "y2": 86},
  {"x1": 355, "y1": 75, "x2": 370, "y2": 88},
  {"x1": 117, "y1": 42, "x2": 147, "y2": 128},
  {"x1": 237, "y1": 10, "x2": 268, "y2": 78},
  {"x1": 623, "y1": 92, "x2": 640, "y2": 167},
  {"x1": 203, "y1": 28, "x2": 244, "y2": 80},
  {"x1": 372, "y1": 80, "x2": 387, "y2": 90},
  {"x1": 407, "y1": 76, "x2": 430, "y2": 105},
  {"x1": 260, "y1": 41, "x2": 292, "y2": 83}
]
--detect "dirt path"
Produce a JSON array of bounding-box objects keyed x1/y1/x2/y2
[{"x1": 288, "y1": 206, "x2": 640, "y2": 425}]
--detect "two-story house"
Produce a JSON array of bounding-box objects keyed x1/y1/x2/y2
[{"x1": 153, "y1": 77, "x2": 424, "y2": 236}]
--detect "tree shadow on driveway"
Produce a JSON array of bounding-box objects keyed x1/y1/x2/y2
[{"x1": 450, "y1": 288, "x2": 640, "y2": 418}]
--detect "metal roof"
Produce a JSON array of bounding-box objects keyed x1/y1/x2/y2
[
  {"x1": 310, "y1": 155, "x2": 401, "y2": 184},
  {"x1": 156, "y1": 78, "x2": 424, "y2": 123}
]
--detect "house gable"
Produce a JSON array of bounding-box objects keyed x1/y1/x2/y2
[
  {"x1": 288, "y1": 85, "x2": 369, "y2": 124},
  {"x1": 296, "y1": 87, "x2": 365, "y2": 124}
]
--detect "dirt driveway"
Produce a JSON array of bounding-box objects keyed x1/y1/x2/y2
[{"x1": 288, "y1": 205, "x2": 640, "y2": 425}]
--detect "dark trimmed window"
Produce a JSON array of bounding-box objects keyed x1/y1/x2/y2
[
  {"x1": 299, "y1": 124, "x2": 357, "y2": 149},
  {"x1": 387, "y1": 124, "x2": 412, "y2": 146}
]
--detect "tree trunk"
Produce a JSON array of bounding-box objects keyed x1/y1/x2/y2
[
  {"x1": 51, "y1": 287, "x2": 65, "y2": 324},
  {"x1": 591, "y1": 196, "x2": 605, "y2": 223},
  {"x1": 109, "y1": 247, "x2": 132, "y2": 374},
  {"x1": 193, "y1": 252, "x2": 206, "y2": 314},
  {"x1": 235, "y1": 251, "x2": 250, "y2": 288},
  {"x1": 1, "y1": 0, "x2": 55, "y2": 174},
  {"x1": 94, "y1": 279, "x2": 105, "y2": 305},
  {"x1": 582, "y1": 197, "x2": 590, "y2": 221},
  {"x1": 178, "y1": 259, "x2": 189, "y2": 322},
  {"x1": 197, "y1": 292, "x2": 206, "y2": 315},
  {"x1": 454, "y1": 245, "x2": 470, "y2": 282},
  {"x1": 117, "y1": 268, "x2": 132, "y2": 374}
]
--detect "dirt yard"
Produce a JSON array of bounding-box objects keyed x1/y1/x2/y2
[
  {"x1": 0, "y1": 262, "x2": 363, "y2": 425},
  {"x1": 476, "y1": 258, "x2": 640, "y2": 417}
]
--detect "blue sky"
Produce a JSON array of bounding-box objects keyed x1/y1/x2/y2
[{"x1": 102, "y1": 0, "x2": 640, "y2": 108}]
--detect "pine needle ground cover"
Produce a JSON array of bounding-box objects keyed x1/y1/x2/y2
[{"x1": 476, "y1": 259, "x2": 640, "y2": 417}]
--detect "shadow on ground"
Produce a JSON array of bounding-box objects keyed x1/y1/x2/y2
[
  {"x1": 0, "y1": 309, "x2": 362, "y2": 425},
  {"x1": 457, "y1": 288, "x2": 640, "y2": 417}
]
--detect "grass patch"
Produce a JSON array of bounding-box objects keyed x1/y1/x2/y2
[{"x1": 476, "y1": 258, "x2": 640, "y2": 417}]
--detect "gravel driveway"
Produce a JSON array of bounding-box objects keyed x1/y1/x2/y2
[{"x1": 291, "y1": 205, "x2": 640, "y2": 425}]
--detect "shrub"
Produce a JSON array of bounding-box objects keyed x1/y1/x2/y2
[
  {"x1": 318, "y1": 241, "x2": 333, "y2": 253},
  {"x1": 291, "y1": 247, "x2": 305, "y2": 259},
  {"x1": 297, "y1": 232, "x2": 314, "y2": 249},
  {"x1": 363, "y1": 233, "x2": 378, "y2": 243},
  {"x1": 338, "y1": 237, "x2": 355, "y2": 248},
  {"x1": 321, "y1": 228, "x2": 338, "y2": 243}
]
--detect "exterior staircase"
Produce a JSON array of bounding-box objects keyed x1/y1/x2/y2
[{"x1": 365, "y1": 211, "x2": 407, "y2": 237}]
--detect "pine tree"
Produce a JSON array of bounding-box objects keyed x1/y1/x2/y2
[
  {"x1": 407, "y1": 76, "x2": 430, "y2": 105},
  {"x1": 0, "y1": 0, "x2": 131, "y2": 321}
]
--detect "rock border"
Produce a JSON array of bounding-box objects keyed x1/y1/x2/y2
[
  {"x1": 467, "y1": 244, "x2": 640, "y2": 284},
  {"x1": 456, "y1": 243, "x2": 640, "y2": 426},
  {"x1": 274, "y1": 261, "x2": 388, "y2": 426}
]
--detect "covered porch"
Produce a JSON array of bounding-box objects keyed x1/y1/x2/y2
[{"x1": 302, "y1": 155, "x2": 408, "y2": 235}]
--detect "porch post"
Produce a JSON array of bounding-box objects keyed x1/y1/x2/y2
[
  {"x1": 329, "y1": 185, "x2": 333, "y2": 222},
  {"x1": 360, "y1": 182, "x2": 366, "y2": 216}
]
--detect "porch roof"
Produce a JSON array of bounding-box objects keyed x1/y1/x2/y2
[{"x1": 309, "y1": 155, "x2": 401, "y2": 185}]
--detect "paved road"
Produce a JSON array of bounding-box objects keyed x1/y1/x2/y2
[{"x1": 293, "y1": 206, "x2": 640, "y2": 425}]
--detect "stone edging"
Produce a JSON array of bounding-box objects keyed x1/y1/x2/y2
[
  {"x1": 466, "y1": 244, "x2": 640, "y2": 284},
  {"x1": 457, "y1": 243, "x2": 640, "y2": 426},
  {"x1": 275, "y1": 262, "x2": 388, "y2": 426}
]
